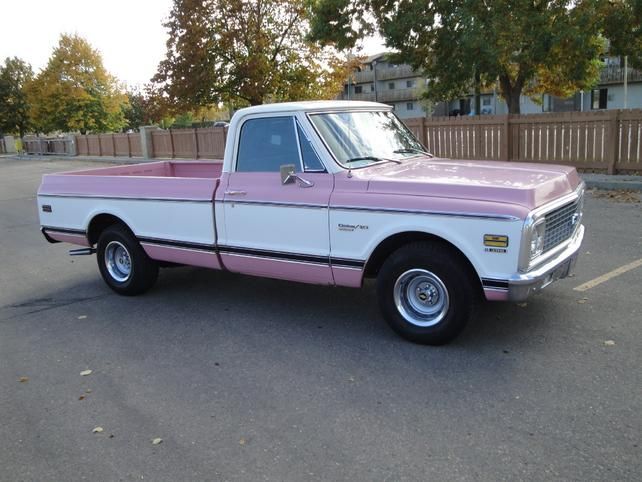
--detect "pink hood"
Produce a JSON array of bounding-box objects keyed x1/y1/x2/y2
[{"x1": 353, "y1": 158, "x2": 582, "y2": 211}]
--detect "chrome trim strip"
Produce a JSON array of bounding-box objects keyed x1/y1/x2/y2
[
  {"x1": 138, "y1": 237, "x2": 216, "y2": 252},
  {"x1": 215, "y1": 199, "x2": 519, "y2": 220},
  {"x1": 218, "y1": 199, "x2": 327, "y2": 209},
  {"x1": 220, "y1": 252, "x2": 330, "y2": 268},
  {"x1": 42, "y1": 226, "x2": 86, "y2": 235},
  {"x1": 38, "y1": 193, "x2": 212, "y2": 203},
  {"x1": 332, "y1": 205, "x2": 520, "y2": 221}
]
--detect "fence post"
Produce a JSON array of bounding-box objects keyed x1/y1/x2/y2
[
  {"x1": 3, "y1": 136, "x2": 16, "y2": 154},
  {"x1": 192, "y1": 128, "x2": 199, "y2": 159},
  {"x1": 169, "y1": 129, "x2": 175, "y2": 159},
  {"x1": 605, "y1": 110, "x2": 620, "y2": 174},
  {"x1": 139, "y1": 126, "x2": 155, "y2": 159},
  {"x1": 501, "y1": 115, "x2": 511, "y2": 161},
  {"x1": 66, "y1": 135, "x2": 77, "y2": 156},
  {"x1": 418, "y1": 117, "x2": 427, "y2": 147},
  {"x1": 127, "y1": 134, "x2": 132, "y2": 158}
]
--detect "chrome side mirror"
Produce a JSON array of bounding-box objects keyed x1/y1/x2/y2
[{"x1": 280, "y1": 164, "x2": 314, "y2": 188}]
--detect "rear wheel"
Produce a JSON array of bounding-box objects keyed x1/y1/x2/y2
[
  {"x1": 96, "y1": 225, "x2": 158, "y2": 295},
  {"x1": 377, "y1": 241, "x2": 476, "y2": 345}
]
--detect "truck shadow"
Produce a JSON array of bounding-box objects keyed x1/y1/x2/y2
[{"x1": 151, "y1": 266, "x2": 558, "y2": 348}]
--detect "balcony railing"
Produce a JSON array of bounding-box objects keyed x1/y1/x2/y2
[
  {"x1": 352, "y1": 70, "x2": 374, "y2": 83},
  {"x1": 376, "y1": 65, "x2": 417, "y2": 80},
  {"x1": 377, "y1": 88, "x2": 422, "y2": 103},
  {"x1": 599, "y1": 65, "x2": 642, "y2": 84},
  {"x1": 339, "y1": 91, "x2": 376, "y2": 102}
]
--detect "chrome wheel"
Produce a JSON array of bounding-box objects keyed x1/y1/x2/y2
[
  {"x1": 393, "y1": 269, "x2": 450, "y2": 327},
  {"x1": 104, "y1": 241, "x2": 132, "y2": 283}
]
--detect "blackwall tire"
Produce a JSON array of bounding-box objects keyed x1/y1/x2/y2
[
  {"x1": 96, "y1": 225, "x2": 158, "y2": 296},
  {"x1": 376, "y1": 241, "x2": 476, "y2": 345}
]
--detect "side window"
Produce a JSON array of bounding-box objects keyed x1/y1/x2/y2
[
  {"x1": 296, "y1": 123, "x2": 325, "y2": 172},
  {"x1": 236, "y1": 117, "x2": 299, "y2": 172}
]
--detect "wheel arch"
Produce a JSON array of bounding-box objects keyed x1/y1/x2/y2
[
  {"x1": 363, "y1": 231, "x2": 483, "y2": 292},
  {"x1": 86, "y1": 213, "x2": 134, "y2": 245}
]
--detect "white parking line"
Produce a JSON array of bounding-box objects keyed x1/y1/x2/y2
[{"x1": 574, "y1": 258, "x2": 642, "y2": 292}]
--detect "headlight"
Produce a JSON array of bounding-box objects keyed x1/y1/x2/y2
[{"x1": 529, "y1": 220, "x2": 546, "y2": 260}]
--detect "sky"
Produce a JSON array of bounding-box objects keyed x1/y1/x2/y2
[{"x1": 0, "y1": 0, "x2": 386, "y2": 89}]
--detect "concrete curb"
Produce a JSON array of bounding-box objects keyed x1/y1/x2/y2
[{"x1": 581, "y1": 174, "x2": 642, "y2": 192}]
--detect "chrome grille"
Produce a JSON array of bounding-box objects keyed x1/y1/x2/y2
[{"x1": 543, "y1": 198, "x2": 581, "y2": 253}]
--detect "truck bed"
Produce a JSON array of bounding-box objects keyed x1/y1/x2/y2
[
  {"x1": 39, "y1": 161, "x2": 222, "y2": 202},
  {"x1": 38, "y1": 161, "x2": 223, "y2": 258}
]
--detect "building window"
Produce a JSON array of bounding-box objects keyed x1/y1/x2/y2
[
  {"x1": 482, "y1": 97, "x2": 491, "y2": 106},
  {"x1": 388, "y1": 82, "x2": 395, "y2": 90},
  {"x1": 354, "y1": 85, "x2": 363, "y2": 94},
  {"x1": 370, "y1": 84, "x2": 375, "y2": 92},
  {"x1": 369, "y1": 64, "x2": 374, "y2": 71},
  {"x1": 406, "y1": 80, "x2": 415, "y2": 88},
  {"x1": 406, "y1": 102, "x2": 414, "y2": 110},
  {"x1": 592, "y1": 88, "x2": 607, "y2": 109},
  {"x1": 344, "y1": 85, "x2": 348, "y2": 94}
]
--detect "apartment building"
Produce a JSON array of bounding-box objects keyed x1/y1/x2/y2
[
  {"x1": 341, "y1": 53, "x2": 642, "y2": 116},
  {"x1": 339, "y1": 53, "x2": 428, "y2": 118}
]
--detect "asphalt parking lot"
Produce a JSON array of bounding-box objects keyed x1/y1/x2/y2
[{"x1": 1, "y1": 157, "x2": 640, "y2": 481}]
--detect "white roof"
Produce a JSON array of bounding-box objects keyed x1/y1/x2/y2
[{"x1": 235, "y1": 100, "x2": 391, "y2": 117}]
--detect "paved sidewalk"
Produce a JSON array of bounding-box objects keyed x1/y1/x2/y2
[
  {"x1": 581, "y1": 173, "x2": 642, "y2": 191},
  {"x1": 2, "y1": 154, "x2": 641, "y2": 190}
]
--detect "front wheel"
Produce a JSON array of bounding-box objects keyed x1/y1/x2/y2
[
  {"x1": 377, "y1": 242, "x2": 476, "y2": 345},
  {"x1": 96, "y1": 225, "x2": 158, "y2": 296}
]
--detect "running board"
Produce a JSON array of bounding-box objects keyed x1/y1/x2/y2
[{"x1": 69, "y1": 248, "x2": 96, "y2": 256}]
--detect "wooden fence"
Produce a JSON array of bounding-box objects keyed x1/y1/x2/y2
[
  {"x1": 74, "y1": 127, "x2": 228, "y2": 159},
  {"x1": 22, "y1": 137, "x2": 75, "y2": 155},
  {"x1": 405, "y1": 109, "x2": 642, "y2": 173},
  {"x1": 20, "y1": 110, "x2": 642, "y2": 173},
  {"x1": 148, "y1": 127, "x2": 228, "y2": 159},
  {"x1": 76, "y1": 133, "x2": 142, "y2": 157}
]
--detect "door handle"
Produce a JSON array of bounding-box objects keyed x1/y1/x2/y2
[{"x1": 225, "y1": 190, "x2": 247, "y2": 196}]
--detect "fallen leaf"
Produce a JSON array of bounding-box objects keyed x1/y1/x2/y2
[
  {"x1": 577, "y1": 298, "x2": 588, "y2": 304},
  {"x1": 92, "y1": 427, "x2": 104, "y2": 433},
  {"x1": 78, "y1": 395, "x2": 85, "y2": 401},
  {"x1": 77, "y1": 315, "x2": 87, "y2": 320},
  {"x1": 517, "y1": 302, "x2": 528, "y2": 308},
  {"x1": 348, "y1": 376, "x2": 355, "y2": 383},
  {"x1": 604, "y1": 340, "x2": 616, "y2": 346},
  {"x1": 239, "y1": 437, "x2": 246, "y2": 446},
  {"x1": 18, "y1": 376, "x2": 29, "y2": 383},
  {"x1": 80, "y1": 370, "x2": 92, "y2": 376},
  {"x1": 85, "y1": 389, "x2": 92, "y2": 393},
  {"x1": 152, "y1": 438, "x2": 163, "y2": 445}
]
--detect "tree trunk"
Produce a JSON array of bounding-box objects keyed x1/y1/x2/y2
[{"x1": 499, "y1": 74, "x2": 523, "y2": 114}]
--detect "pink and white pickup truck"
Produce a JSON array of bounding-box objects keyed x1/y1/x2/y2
[{"x1": 37, "y1": 101, "x2": 585, "y2": 344}]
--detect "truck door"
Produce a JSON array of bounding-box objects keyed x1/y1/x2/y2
[{"x1": 220, "y1": 115, "x2": 334, "y2": 284}]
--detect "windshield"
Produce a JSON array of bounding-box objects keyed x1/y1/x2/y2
[{"x1": 309, "y1": 110, "x2": 428, "y2": 168}]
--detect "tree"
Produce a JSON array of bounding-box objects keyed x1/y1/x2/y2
[
  {"x1": 28, "y1": 34, "x2": 128, "y2": 134},
  {"x1": 123, "y1": 86, "x2": 172, "y2": 130},
  {"x1": 310, "y1": 0, "x2": 606, "y2": 114},
  {"x1": 0, "y1": 57, "x2": 33, "y2": 138},
  {"x1": 153, "y1": 0, "x2": 351, "y2": 109},
  {"x1": 601, "y1": 0, "x2": 642, "y2": 69}
]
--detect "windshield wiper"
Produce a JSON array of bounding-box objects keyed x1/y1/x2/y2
[
  {"x1": 393, "y1": 147, "x2": 433, "y2": 157},
  {"x1": 344, "y1": 156, "x2": 401, "y2": 165}
]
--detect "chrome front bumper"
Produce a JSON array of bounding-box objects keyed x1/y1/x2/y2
[{"x1": 507, "y1": 224, "x2": 584, "y2": 301}]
